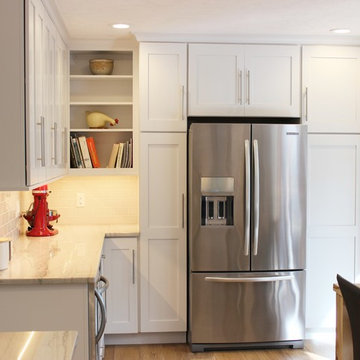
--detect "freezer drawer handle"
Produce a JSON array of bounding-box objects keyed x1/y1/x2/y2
[{"x1": 205, "y1": 275, "x2": 294, "y2": 283}]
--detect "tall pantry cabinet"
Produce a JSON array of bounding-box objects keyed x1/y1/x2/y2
[
  {"x1": 0, "y1": 0, "x2": 68, "y2": 190},
  {"x1": 303, "y1": 46, "x2": 360, "y2": 330},
  {"x1": 139, "y1": 43, "x2": 187, "y2": 333}
]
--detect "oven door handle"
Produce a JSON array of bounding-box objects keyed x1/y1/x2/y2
[
  {"x1": 97, "y1": 275, "x2": 109, "y2": 295},
  {"x1": 95, "y1": 288, "x2": 107, "y2": 344}
]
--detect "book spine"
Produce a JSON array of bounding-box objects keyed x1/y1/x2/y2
[
  {"x1": 129, "y1": 138, "x2": 133, "y2": 168},
  {"x1": 107, "y1": 143, "x2": 120, "y2": 168},
  {"x1": 71, "y1": 136, "x2": 83, "y2": 168},
  {"x1": 69, "y1": 137, "x2": 77, "y2": 168},
  {"x1": 86, "y1": 137, "x2": 101, "y2": 168},
  {"x1": 78, "y1": 136, "x2": 93, "y2": 168}
]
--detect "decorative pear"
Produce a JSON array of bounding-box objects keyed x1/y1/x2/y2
[{"x1": 86, "y1": 111, "x2": 119, "y2": 129}]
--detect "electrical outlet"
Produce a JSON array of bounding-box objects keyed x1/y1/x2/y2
[{"x1": 76, "y1": 192, "x2": 85, "y2": 207}]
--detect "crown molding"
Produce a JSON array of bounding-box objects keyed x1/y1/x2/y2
[{"x1": 134, "y1": 32, "x2": 360, "y2": 46}]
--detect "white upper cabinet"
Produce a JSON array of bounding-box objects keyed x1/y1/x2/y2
[
  {"x1": 302, "y1": 46, "x2": 360, "y2": 133},
  {"x1": 188, "y1": 44, "x2": 300, "y2": 117},
  {"x1": 188, "y1": 44, "x2": 244, "y2": 116},
  {"x1": 0, "y1": 0, "x2": 68, "y2": 190},
  {"x1": 140, "y1": 43, "x2": 187, "y2": 131}
]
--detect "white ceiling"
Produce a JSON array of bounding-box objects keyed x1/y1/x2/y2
[{"x1": 53, "y1": 0, "x2": 360, "y2": 42}]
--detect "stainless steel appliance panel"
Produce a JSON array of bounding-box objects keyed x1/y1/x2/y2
[
  {"x1": 190, "y1": 271, "x2": 305, "y2": 344},
  {"x1": 251, "y1": 124, "x2": 307, "y2": 271},
  {"x1": 189, "y1": 123, "x2": 251, "y2": 271}
]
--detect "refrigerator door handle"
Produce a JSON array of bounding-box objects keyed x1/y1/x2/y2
[
  {"x1": 205, "y1": 275, "x2": 294, "y2": 283},
  {"x1": 253, "y1": 139, "x2": 260, "y2": 255},
  {"x1": 244, "y1": 139, "x2": 250, "y2": 256}
]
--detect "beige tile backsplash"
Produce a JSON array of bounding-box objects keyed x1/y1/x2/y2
[
  {"x1": 20, "y1": 176, "x2": 139, "y2": 226},
  {"x1": 0, "y1": 192, "x2": 21, "y2": 242}
]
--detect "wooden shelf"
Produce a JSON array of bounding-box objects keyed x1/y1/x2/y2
[
  {"x1": 70, "y1": 75, "x2": 133, "y2": 80},
  {"x1": 70, "y1": 101, "x2": 133, "y2": 106},
  {"x1": 70, "y1": 128, "x2": 133, "y2": 133}
]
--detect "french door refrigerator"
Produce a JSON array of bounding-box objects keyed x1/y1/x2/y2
[{"x1": 188, "y1": 122, "x2": 307, "y2": 352}]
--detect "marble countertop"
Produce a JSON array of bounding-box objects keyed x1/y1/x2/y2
[
  {"x1": 0, "y1": 224, "x2": 138, "y2": 285},
  {"x1": 0, "y1": 331, "x2": 77, "y2": 360}
]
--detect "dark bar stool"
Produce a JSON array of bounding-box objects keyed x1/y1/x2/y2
[{"x1": 337, "y1": 274, "x2": 360, "y2": 360}]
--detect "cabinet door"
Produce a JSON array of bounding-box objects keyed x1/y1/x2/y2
[
  {"x1": 303, "y1": 46, "x2": 360, "y2": 132},
  {"x1": 188, "y1": 44, "x2": 244, "y2": 116},
  {"x1": 140, "y1": 133, "x2": 187, "y2": 332},
  {"x1": 140, "y1": 43, "x2": 187, "y2": 131},
  {"x1": 306, "y1": 134, "x2": 360, "y2": 329},
  {"x1": 244, "y1": 45, "x2": 300, "y2": 117},
  {"x1": 103, "y1": 237, "x2": 138, "y2": 334},
  {"x1": 27, "y1": 0, "x2": 47, "y2": 186},
  {"x1": 43, "y1": 13, "x2": 57, "y2": 179},
  {"x1": 52, "y1": 34, "x2": 69, "y2": 177}
]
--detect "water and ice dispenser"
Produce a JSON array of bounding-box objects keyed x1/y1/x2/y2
[{"x1": 200, "y1": 177, "x2": 234, "y2": 226}]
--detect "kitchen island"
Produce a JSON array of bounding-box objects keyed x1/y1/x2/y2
[
  {"x1": 0, "y1": 225, "x2": 139, "y2": 360},
  {"x1": 0, "y1": 330, "x2": 78, "y2": 360}
]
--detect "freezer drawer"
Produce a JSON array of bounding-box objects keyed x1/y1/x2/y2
[{"x1": 189, "y1": 271, "x2": 305, "y2": 346}]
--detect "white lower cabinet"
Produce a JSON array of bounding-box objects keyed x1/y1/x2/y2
[
  {"x1": 0, "y1": 282, "x2": 95, "y2": 360},
  {"x1": 306, "y1": 134, "x2": 360, "y2": 330},
  {"x1": 140, "y1": 132, "x2": 187, "y2": 332},
  {"x1": 103, "y1": 237, "x2": 138, "y2": 334}
]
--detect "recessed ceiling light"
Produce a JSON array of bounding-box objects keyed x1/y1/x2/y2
[
  {"x1": 112, "y1": 23, "x2": 130, "y2": 29},
  {"x1": 330, "y1": 28, "x2": 351, "y2": 34}
]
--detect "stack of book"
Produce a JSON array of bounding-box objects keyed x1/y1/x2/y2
[
  {"x1": 107, "y1": 139, "x2": 133, "y2": 168},
  {"x1": 70, "y1": 135, "x2": 100, "y2": 168}
]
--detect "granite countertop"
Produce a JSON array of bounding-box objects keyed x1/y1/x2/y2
[
  {"x1": 0, "y1": 225, "x2": 138, "y2": 285},
  {"x1": 0, "y1": 331, "x2": 77, "y2": 360}
]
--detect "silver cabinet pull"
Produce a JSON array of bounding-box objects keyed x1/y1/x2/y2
[
  {"x1": 253, "y1": 139, "x2": 260, "y2": 256},
  {"x1": 238, "y1": 70, "x2": 243, "y2": 104},
  {"x1": 37, "y1": 117, "x2": 46, "y2": 166},
  {"x1": 305, "y1": 87, "x2": 309, "y2": 122},
  {"x1": 132, "y1": 249, "x2": 135, "y2": 285},
  {"x1": 63, "y1": 127, "x2": 68, "y2": 165},
  {"x1": 181, "y1": 85, "x2": 185, "y2": 121},
  {"x1": 182, "y1": 193, "x2": 185, "y2": 228},
  {"x1": 244, "y1": 139, "x2": 250, "y2": 256},
  {"x1": 246, "y1": 70, "x2": 250, "y2": 104},
  {"x1": 205, "y1": 275, "x2": 294, "y2": 283},
  {"x1": 37, "y1": 116, "x2": 46, "y2": 167},
  {"x1": 52, "y1": 122, "x2": 58, "y2": 165}
]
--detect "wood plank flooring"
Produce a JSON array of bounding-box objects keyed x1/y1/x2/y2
[{"x1": 104, "y1": 339, "x2": 335, "y2": 360}]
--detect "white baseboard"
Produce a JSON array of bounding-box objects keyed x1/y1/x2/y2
[{"x1": 105, "y1": 332, "x2": 186, "y2": 345}]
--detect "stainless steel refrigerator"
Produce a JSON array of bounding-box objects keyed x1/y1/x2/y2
[{"x1": 188, "y1": 122, "x2": 307, "y2": 352}]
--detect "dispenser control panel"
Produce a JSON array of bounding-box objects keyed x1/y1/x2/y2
[{"x1": 200, "y1": 177, "x2": 234, "y2": 226}]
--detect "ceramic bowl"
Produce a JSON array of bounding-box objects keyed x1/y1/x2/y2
[{"x1": 89, "y1": 59, "x2": 114, "y2": 75}]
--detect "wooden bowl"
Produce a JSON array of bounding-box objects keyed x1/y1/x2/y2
[{"x1": 89, "y1": 59, "x2": 114, "y2": 75}]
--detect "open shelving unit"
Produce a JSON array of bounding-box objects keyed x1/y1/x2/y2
[{"x1": 69, "y1": 50, "x2": 137, "y2": 175}]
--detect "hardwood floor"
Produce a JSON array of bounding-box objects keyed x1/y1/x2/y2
[{"x1": 104, "y1": 338, "x2": 335, "y2": 360}]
